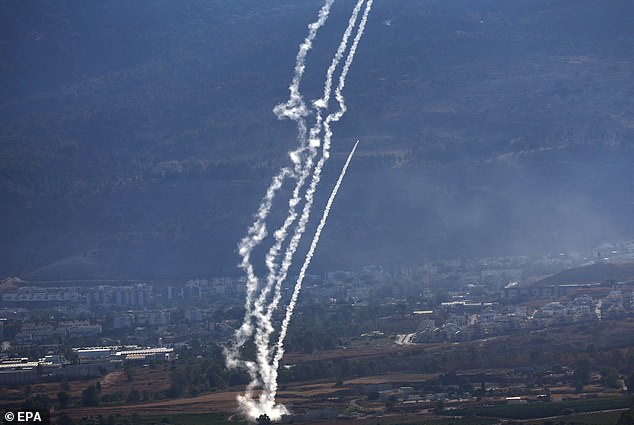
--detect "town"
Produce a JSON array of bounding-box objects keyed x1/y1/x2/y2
[{"x1": 1, "y1": 240, "x2": 634, "y2": 424}]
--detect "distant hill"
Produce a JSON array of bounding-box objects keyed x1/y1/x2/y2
[
  {"x1": 2, "y1": 0, "x2": 634, "y2": 280},
  {"x1": 536, "y1": 262, "x2": 634, "y2": 286}
]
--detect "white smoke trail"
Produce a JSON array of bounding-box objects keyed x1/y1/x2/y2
[
  {"x1": 250, "y1": 0, "x2": 368, "y2": 396},
  {"x1": 253, "y1": 0, "x2": 368, "y2": 394},
  {"x1": 261, "y1": 0, "x2": 366, "y2": 304},
  {"x1": 226, "y1": 0, "x2": 335, "y2": 372},
  {"x1": 228, "y1": 0, "x2": 338, "y2": 417},
  {"x1": 268, "y1": 140, "x2": 360, "y2": 405},
  {"x1": 225, "y1": 168, "x2": 290, "y2": 365},
  {"x1": 273, "y1": 0, "x2": 336, "y2": 143},
  {"x1": 274, "y1": 0, "x2": 335, "y2": 119},
  {"x1": 225, "y1": 168, "x2": 292, "y2": 404},
  {"x1": 228, "y1": 0, "x2": 373, "y2": 420},
  {"x1": 268, "y1": 0, "x2": 373, "y2": 402},
  {"x1": 323, "y1": 0, "x2": 374, "y2": 148},
  {"x1": 253, "y1": 0, "x2": 372, "y2": 414}
]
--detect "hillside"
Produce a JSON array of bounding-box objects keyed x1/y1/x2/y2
[
  {"x1": 2, "y1": 0, "x2": 634, "y2": 280},
  {"x1": 536, "y1": 262, "x2": 634, "y2": 286}
]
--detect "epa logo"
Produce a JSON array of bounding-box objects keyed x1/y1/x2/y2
[{"x1": 3, "y1": 410, "x2": 49, "y2": 424}]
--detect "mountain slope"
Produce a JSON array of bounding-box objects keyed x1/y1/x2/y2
[
  {"x1": 537, "y1": 262, "x2": 634, "y2": 286},
  {"x1": 1, "y1": 0, "x2": 634, "y2": 279}
]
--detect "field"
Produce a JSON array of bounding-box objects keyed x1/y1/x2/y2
[{"x1": 6, "y1": 317, "x2": 633, "y2": 424}]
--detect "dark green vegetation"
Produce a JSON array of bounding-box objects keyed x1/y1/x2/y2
[
  {"x1": 414, "y1": 420, "x2": 497, "y2": 425},
  {"x1": 452, "y1": 396, "x2": 630, "y2": 419},
  {"x1": 119, "y1": 313, "x2": 634, "y2": 396},
  {"x1": 65, "y1": 414, "x2": 498, "y2": 425},
  {"x1": 619, "y1": 407, "x2": 634, "y2": 425},
  {"x1": 277, "y1": 301, "x2": 634, "y2": 379},
  {"x1": 57, "y1": 412, "x2": 239, "y2": 425},
  {"x1": 9, "y1": 312, "x2": 634, "y2": 423},
  {"x1": 537, "y1": 263, "x2": 634, "y2": 286},
  {"x1": 166, "y1": 343, "x2": 249, "y2": 398},
  {"x1": 530, "y1": 410, "x2": 625, "y2": 425},
  {"x1": 2, "y1": 0, "x2": 634, "y2": 280}
]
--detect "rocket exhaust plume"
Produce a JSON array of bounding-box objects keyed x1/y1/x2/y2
[
  {"x1": 252, "y1": 0, "x2": 368, "y2": 401},
  {"x1": 225, "y1": 0, "x2": 335, "y2": 373},
  {"x1": 225, "y1": 0, "x2": 372, "y2": 421}
]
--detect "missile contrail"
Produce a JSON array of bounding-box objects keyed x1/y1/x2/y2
[
  {"x1": 226, "y1": 0, "x2": 373, "y2": 420},
  {"x1": 251, "y1": 0, "x2": 368, "y2": 400},
  {"x1": 269, "y1": 140, "x2": 360, "y2": 407},
  {"x1": 274, "y1": 0, "x2": 373, "y2": 362},
  {"x1": 259, "y1": 0, "x2": 366, "y2": 314},
  {"x1": 226, "y1": 0, "x2": 335, "y2": 373},
  {"x1": 228, "y1": 0, "x2": 338, "y2": 411},
  {"x1": 252, "y1": 1, "x2": 372, "y2": 412},
  {"x1": 269, "y1": 0, "x2": 373, "y2": 400}
]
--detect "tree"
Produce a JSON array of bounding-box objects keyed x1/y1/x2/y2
[
  {"x1": 574, "y1": 380, "x2": 584, "y2": 393},
  {"x1": 23, "y1": 394, "x2": 50, "y2": 410},
  {"x1": 82, "y1": 384, "x2": 101, "y2": 407},
  {"x1": 64, "y1": 346, "x2": 79, "y2": 365},
  {"x1": 617, "y1": 407, "x2": 634, "y2": 425},
  {"x1": 385, "y1": 395, "x2": 397, "y2": 410},
  {"x1": 131, "y1": 413, "x2": 141, "y2": 425},
  {"x1": 601, "y1": 367, "x2": 620, "y2": 389},
  {"x1": 125, "y1": 364, "x2": 134, "y2": 382},
  {"x1": 127, "y1": 387, "x2": 140, "y2": 403},
  {"x1": 627, "y1": 372, "x2": 634, "y2": 393},
  {"x1": 529, "y1": 350, "x2": 542, "y2": 365},
  {"x1": 57, "y1": 391, "x2": 70, "y2": 409},
  {"x1": 58, "y1": 413, "x2": 76, "y2": 425},
  {"x1": 573, "y1": 360, "x2": 592, "y2": 384}
]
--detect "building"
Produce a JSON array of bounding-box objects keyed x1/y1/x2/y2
[
  {"x1": 59, "y1": 321, "x2": 102, "y2": 338},
  {"x1": 502, "y1": 283, "x2": 600, "y2": 299},
  {"x1": 74, "y1": 346, "x2": 174, "y2": 364},
  {"x1": 88, "y1": 284, "x2": 153, "y2": 307},
  {"x1": 133, "y1": 310, "x2": 170, "y2": 326}
]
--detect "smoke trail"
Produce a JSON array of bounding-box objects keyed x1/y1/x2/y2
[
  {"x1": 268, "y1": 0, "x2": 373, "y2": 403},
  {"x1": 273, "y1": 0, "x2": 336, "y2": 144},
  {"x1": 228, "y1": 0, "x2": 338, "y2": 417},
  {"x1": 251, "y1": 0, "x2": 367, "y2": 392},
  {"x1": 228, "y1": 0, "x2": 373, "y2": 419},
  {"x1": 262, "y1": 0, "x2": 366, "y2": 299},
  {"x1": 226, "y1": 0, "x2": 335, "y2": 371},
  {"x1": 275, "y1": 0, "x2": 374, "y2": 328},
  {"x1": 225, "y1": 168, "x2": 290, "y2": 364},
  {"x1": 262, "y1": 0, "x2": 369, "y2": 335},
  {"x1": 259, "y1": 0, "x2": 363, "y2": 289},
  {"x1": 268, "y1": 140, "x2": 360, "y2": 404},
  {"x1": 274, "y1": 0, "x2": 335, "y2": 121},
  {"x1": 224, "y1": 168, "x2": 293, "y2": 405},
  {"x1": 246, "y1": 0, "x2": 372, "y2": 416},
  {"x1": 251, "y1": 0, "x2": 369, "y2": 406},
  {"x1": 324, "y1": 0, "x2": 374, "y2": 146}
]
